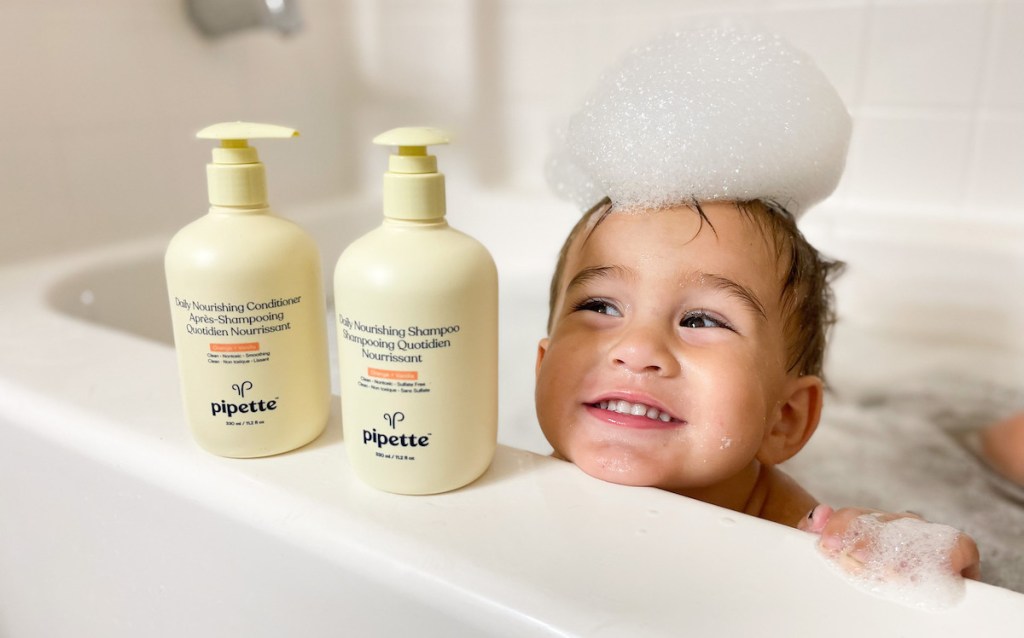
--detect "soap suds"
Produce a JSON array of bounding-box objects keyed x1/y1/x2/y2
[
  {"x1": 824, "y1": 514, "x2": 965, "y2": 610},
  {"x1": 547, "y1": 23, "x2": 851, "y2": 217}
]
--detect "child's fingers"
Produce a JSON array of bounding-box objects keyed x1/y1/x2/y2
[
  {"x1": 819, "y1": 508, "x2": 917, "y2": 544},
  {"x1": 817, "y1": 508, "x2": 878, "y2": 573},
  {"x1": 817, "y1": 506, "x2": 876, "y2": 550},
  {"x1": 797, "y1": 503, "x2": 833, "y2": 533},
  {"x1": 951, "y1": 534, "x2": 982, "y2": 580}
]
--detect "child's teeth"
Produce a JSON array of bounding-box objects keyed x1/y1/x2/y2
[{"x1": 596, "y1": 400, "x2": 674, "y2": 422}]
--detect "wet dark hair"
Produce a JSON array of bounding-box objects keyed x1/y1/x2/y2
[{"x1": 546, "y1": 197, "x2": 844, "y2": 379}]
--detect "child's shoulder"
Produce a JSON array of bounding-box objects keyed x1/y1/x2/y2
[{"x1": 747, "y1": 465, "x2": 818, "y2": 528}]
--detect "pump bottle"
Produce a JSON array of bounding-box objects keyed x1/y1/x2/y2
[
  {"x1": 334, "y1": 127, "x2": 498, "y2": 494},
  {"x1": 165, "y1": 122, "x2": 330, "y2": 458}
]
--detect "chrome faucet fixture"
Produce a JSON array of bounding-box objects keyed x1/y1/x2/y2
[{"x1": 186, "y1": 0, "x2": 303, "y2": 38}]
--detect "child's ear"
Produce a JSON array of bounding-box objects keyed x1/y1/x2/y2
[
  {"x1": 757, "y1": 375, "x2": 823, "y2": 466},
  {"x1": 535, "y1": 338, "x2": 550, "y2": 378}
]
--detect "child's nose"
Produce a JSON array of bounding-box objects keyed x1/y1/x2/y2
[{"x1": 608, "y1": 323, "x2": 679, "y2": 376}]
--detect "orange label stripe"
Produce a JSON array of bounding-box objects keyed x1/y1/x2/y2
[
  {"x1": 210, "y1": 342, "x2": 260, "y2": 353},
  {"x1": 368, "y1": 368, "x2": 418, "y2": 380}
]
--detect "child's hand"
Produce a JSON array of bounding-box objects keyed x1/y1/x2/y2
[{"x1": 798, "y1": 505, "x2": 981, "y2": 580}]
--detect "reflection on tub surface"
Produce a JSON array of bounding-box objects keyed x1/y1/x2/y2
[{"x1": 48, "y1": 255, "x2": 174, "y2": 345}]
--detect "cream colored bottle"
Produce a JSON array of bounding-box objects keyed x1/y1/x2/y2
[
  {"x1": 165, "y1": 122, "x2": 330, "y2": 458},
  {"x1": 334, "y1": 127, "x2": 498, "y2": 494}
]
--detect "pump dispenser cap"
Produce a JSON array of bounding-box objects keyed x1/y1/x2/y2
[
  {"x1": 373, "y1": 127, "x2": 450, "y2": 221},
  {"x1": 197, "y1": 121, "x2": 299, "y2": 207}
]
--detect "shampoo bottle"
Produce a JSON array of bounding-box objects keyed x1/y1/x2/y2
[
  {"x1": 334, "y1": 127, "x2": 498, "y2": 494},
  {"x1": 165, "y1": 122, "x2": 330, "y2": 458}
]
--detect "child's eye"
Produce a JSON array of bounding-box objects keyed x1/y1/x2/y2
[
  {"x1": 680, "y1": 310, "x2": 731, "y2": 330},
  {"x1": 573, "y1": 298, "x2": 622, "y2": 317}
]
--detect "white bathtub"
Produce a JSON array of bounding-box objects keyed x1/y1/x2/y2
[{"x1": 1, "y1": 191, "x2": 1022, "y2": 636}]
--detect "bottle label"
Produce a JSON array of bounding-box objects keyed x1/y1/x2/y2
[
  {"x1": 361, "y1": 410, "x2": 432, "y2": 462},
  {"x1": 337, "y1": 314, "x2": 461, "y2": 400},
  {"x1": 210, "y1": 379, "x2": 279, "y2": 427},
  {"x1": 173, "y1": 295, "x2": 304, "y2": 372},
  {"x1": 170, "y1": 293, "x2": 319, "y2": 431},
  {"x1": 335, "y1": 274, "x2": 498, "y2": 493},
  {"x1": 338, "y1": 314, "x2": 463, "y2": 463}
]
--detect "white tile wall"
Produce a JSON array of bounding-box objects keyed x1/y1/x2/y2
[
  {"x1": 755, "y1": 6, "x2": 867, "y2": 104},
  {"x1": 984, "y1": 0, "x2": 1024, "y2": 109},
  {"x1": 2, "y1": 0, "x2": 1023, "y2": 269},
  {"x1": 847, "y1": 110, "x2": 976, "y2": 211},
  {"x1": 859, "y1": 2, "x2": 991, "y2": 108},
  {"x1": 968, "y1": 114, "x2": 1024, "y2": 212}
]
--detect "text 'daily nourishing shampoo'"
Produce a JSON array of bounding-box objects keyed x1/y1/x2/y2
[
  {"x1": 334, "y1": 127, "x2": 498, "y2": 494},
  {"x1": 165, "y1": 122, "x2": 330, "y2": 458}
]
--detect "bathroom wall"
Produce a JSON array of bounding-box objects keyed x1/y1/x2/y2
[
  {"x1": 2, "y1": 0, "x2": 357, "y2": 265},
  {"x1": 4, "y1": 1, "x2": 1023, "y2": 300}
]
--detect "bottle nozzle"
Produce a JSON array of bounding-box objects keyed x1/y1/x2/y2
[
  {"x1": 374, "y1": 127, "x2": 450, "y2": 175},
  {"x1": 198, "y1": 122, "x2": 299, "y2": 142},
  {"x1": 197, "y1": 121, "x2": 299, "y2": 207},
  {"x1": 374, "y1": 127, "x2": 451, "y2": 220}
]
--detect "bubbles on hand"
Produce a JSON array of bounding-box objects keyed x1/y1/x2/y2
[{"x1": 824, "y1": 514, "x2": 966, "y2": 610}]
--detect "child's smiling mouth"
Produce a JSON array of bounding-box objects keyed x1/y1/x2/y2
[{"x1": 586, "y1": 398, "x2": 684, "y2": 428}]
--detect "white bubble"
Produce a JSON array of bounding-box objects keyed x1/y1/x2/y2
[{"x1": 548, "y1": 23, "x2": 851, "y2": 218}]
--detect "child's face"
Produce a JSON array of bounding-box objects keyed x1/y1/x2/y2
[{"x1": 536, "y1": 203, "x2": 814, "y2": 500}]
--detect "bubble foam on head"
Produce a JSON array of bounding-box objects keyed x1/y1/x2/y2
[{"x1": 546, "y1": 24, "x2": 852, "y2": 217}]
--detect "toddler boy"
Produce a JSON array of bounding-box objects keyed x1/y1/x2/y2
[
  {"x1": 538, "y1": 24, "x2": 980, "y2": 579},
  {"x1": 534, "y1": 196, "x2": 979, "y2": 577}
]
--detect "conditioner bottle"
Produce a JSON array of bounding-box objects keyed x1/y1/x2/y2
[
  {"x1": 334, "y1": 127, "x2": 498, "y2": 494},
  {"x1": 165, "y1": 122, "x2": 330, "y2": 458}
]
